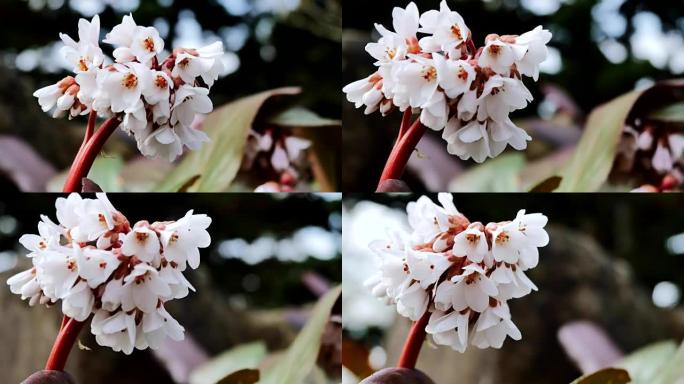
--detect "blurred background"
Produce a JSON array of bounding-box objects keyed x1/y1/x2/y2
[
  {"x1": 0, "y1": 0, "x2": 341, "y2": 192},
  {"x1": 0, "y1": 193, "x2": 341, "y2": 383},
  {"x1": 342, "y1": 194, "x2": 684, "y2": 383},
  {"x1": 342, "y1": 0, "x2": 684, "y2": 191}
]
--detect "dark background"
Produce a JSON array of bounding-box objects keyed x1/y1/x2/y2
[{"x1": 342, "y1": 0, "x2": 684, "y2": 190}]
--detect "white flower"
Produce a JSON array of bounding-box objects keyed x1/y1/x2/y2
[
  {"x1": 6, "y1": 268, "x2": 44, "y2": 306},
  {"x1": 366, "y1": 234, "x2": 411, "y2": 302},
  {"x1": 62, "y1": 281, "x2": 95, "y2": 321},
  {"x1": 478, "y1": 39, "x2": 516, "y2": 74},
  {"x1": 171, "y1": 85, "x2": 213, "y2": 128},
  {"x1": 91, "y1": 309, "x2": 137, "y2": 355},
  {"x1": 136, "y1": 305, "x2": 185, "y2": 350},
  {"x1": 99, "y1": 63, "x2": 151, "y2": 113},
  {"x1": 471, "y1": 302, "x2": 521, "y2": 349},
  {"x1": 121, "y1": 264, "x2": 171, "y2": 313},
  {"x1": 443, "y1": 119, "x2": 491, "y2": 163},
  {"x1": 19, "y1": 216, "x2": 61, "y2": 256},
  {"x1": 7, "y1": 193, "x2": 211, "y2": 355},
  {"x1": 396, "y1": 282, "x2": 429, "y2": 320},
  {"x1": 425, "y1": 310, "x2": 469, "y2": 352},
  {"x1": 129, "y1": 26, "x2": 164, "y2": 65},
  {"x1": 121, "y1": 226, "x2": 161, "y2": 265},
  {"x1": 159, "y1": 263, "x2": 195, "y2": 300},
  {"x1": 59, "y1": 15, "x2": 104, "y2": 73},
  {"x1": 418, "y1": 0, "x2": 470, "y2": 58},
  {"x1": 343, "y1": 74, "x2": 384, "y2": 115},
  {"x1": 406, "y1": 248, "x2": 451, "y2": 288},
  {"x1": 452, "y1": 226, "x2": 487, "y2": 263},
  {"x1": 36, "y1": 249, "x2": 79, "y2": 301},
  {"x1": 419, "y1": 91, "x2": 448, "y2": 130},
  {"x1": 160, "y1": 210, "x2": 212, "y2": 270},
  {"x1": 104, "y1": 14, "x2": 139, "y2": 63},
  {"x1": 76, "y1": 246, "x2": 121, "y2": 288},
  {"x1": 172, "y1": 42, "x2": 225, "y2": 86},
  {"x1": 477, "y1": 77, "x2": 533, "y2": 123},
  {"x1": 393, "y1": 56, "x2": 439, "y2": 108},
  {"x1": 71, "y1": 193, "x2": 117, "y2": 242},
  {"x1": 669, "y1": 134, "x2": 684, "y2": 160},
  {"x1": 490, "y1": 263, "x2": 537, "y2": 300},
  {"x1": 433, "y1": 54, "x2": 475, "y2": 98},
  {"x1": 406, "y1": 193, "x2": 458, "y2": 246},
  {"x1": 488, "y1": 117, "x2": 531, "y2": 157},
  {"x1": 513, "y1": 26, "x2": 552, "y2": 81},
  {"x1": 435, "y1": 264, "x2": 498, "y2": 312},
  {"x1": 142, "y1": 71, "x2": 172, "y2": 113},
  {"x1": 141, "y1": 125, "x2": 184, "y2": 161},
  {"x1": 365, "y1": 2, "x2": 419, "y2": 64}
]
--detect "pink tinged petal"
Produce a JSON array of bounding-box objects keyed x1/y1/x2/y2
[
  {"x1": 456, "y1": 312, "x2": 469, "y2": 345},
  {"x1": 515, "y1": 268, "x2": 538, "y2": 291},
  {"x1": 479, "y1": 276, "x2": 499, "y2": 297}
]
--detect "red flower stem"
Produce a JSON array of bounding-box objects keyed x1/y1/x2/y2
[
  {"x1": 59, "y1": 315, "x2": 70, "y2": 331},
  {"x1": 62, "y1": 116, "x2": 121, "y2": 193},
  {"x1": 83, "y1": 111, "x2": 97, "y2": 146},
  {"x1": 396, "y1": 108, "x2": 413, "y2": 143},
  {"x1": 376, "y1": 118, "x2": 427, "y2": 190},
  {"x1": 396, "y1": 312, "x2": 431, "y2": 369},
  {"x1": 45, "y1": 317, "x2": 86, "y2": 371}
]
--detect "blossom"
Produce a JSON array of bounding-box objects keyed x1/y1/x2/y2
[
  {"x1": 33, "y1": 14, "x2": 224, "y2": 162},
  {"x1": 160, "y1": 210, "x2": 212, "y2": 270},
  {"x1": 6, "y1": 193, "x2": 212, "y2": 355},
  {"x1": 366, "y1": 194, "x2": 548, "y2": 352},
  {"x1": 344, "y1": 1, "x2": 552, "y2": 162}
]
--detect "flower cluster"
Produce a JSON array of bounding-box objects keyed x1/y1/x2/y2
[
  {"x1": 365, "y1": 193, "x2": 548, "y2": 351},
  {"x1": 620, "y1": 122, "x2": 684, "y2": 191},
  {"x1": 343, "y1": 2, "x2": 552, "y2": 163},
  {"x1": 7, "y1": 193, "x2": 211, "y2": 354},
  {"x1": 33, "y1": 14, "x2": 225, "y2": 161},
  {"x1": 244, "y1": 128, "x2": 312, "y2": 192}
]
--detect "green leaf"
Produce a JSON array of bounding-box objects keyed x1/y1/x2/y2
[
  {"x1": 570, "y1": 368, "x2": 630, "y2": 384},
  {"x1": 615, "y1": 340, "x2": 677, "y2": 384},
  {"x1": 260, "y1": 286, "x2": 341, "y2": 384},
  {"x1": 448, "y1": 153, "x2": 526, "y2": 192},
  {"x1": 155, "y1": 87, "x2": 301, "y2": 192},
  {"x1": 268, "y1": 107, "x2": 341, "y2": 127},
  {"x1": 557, "y1": 89, "x2": 644, "y2": 192},
  {"x1": 189, "y1": 342, "x2": 267, "y2": 384},
  {"x1": 649, "y1": 101, "x2": 684, "y2": 123}
]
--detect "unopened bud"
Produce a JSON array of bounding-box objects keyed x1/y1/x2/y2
[{"x1": 360, "y1": 368, "x2": 435, "y2": 384}]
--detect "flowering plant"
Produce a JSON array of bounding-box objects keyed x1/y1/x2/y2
[
  {"x1": 365, "y1": 193, "x2": 548, "y2": 371},
  {"x1": 7, "y1": 193, "x2": 211, "y2": 371},
  {"x1": 33, "y1": 14, "x2": 224, "y2": 192},
  {"x1": 343, "y1": 2, "x2": 551, "y2": 189}
]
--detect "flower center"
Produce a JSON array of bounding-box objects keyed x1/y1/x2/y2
[
  {"x1": 142, "y1": 37, "x2": 155, "y2": 52},
  {"x1": 495, "y1": 231, "x2": 509, "y2": 245},
  {"x1": 170, "y1": 232, "x2": 179, "y2": 243},
  {"x1": 422, "y1": 66, "x2": 437, "y2": 82},
  {"x1": 154, "y1": 75, "x2": 168, "y2": 89},
  {"x1": 451, "y1": 25, "x2": 462, "y2": 40},
  {"x1": 67, "y1": 259, "x2": 77, "y2": 272},
  {"x1": 135, "y1": 232, "x2": 149, "y2": 243},
  {"x1": 466, "y1": 233, "x2": 479, "y2": 244},
  {"x1": 457, "y1": 67, "x2": 469, "y2": 81},
  {"x1": 488, "y1": 44, "x2": 501, "y2": 57},
  {"x1": 386, "y1": 48, "x2": 397, "y2": 60},
  {"x1": 178, "y1": 58, "x2": 190, "y2": 69},
  {"x1": 121, "y1": 73, "x2": 138, "y2": 89},
  {"x1": 78, "y1": 58, "x2": 89, "y2": 72},
  {"x1": 38, "y1": 241, "x2": 47, "y2": 250}
]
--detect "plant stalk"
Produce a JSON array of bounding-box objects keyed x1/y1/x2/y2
[
  {"x1": 377, "y1": 118, "x2": 427, "y2": 190},
  {"x1": 45, "y1": 317, "x2": 87, "y2": 371},
  {"x1": 396, "y1": 312, "x2": 431, "y2": 369},
  {"x1": 63, "y1": 116, "x2": 121, "y2": 192}
]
